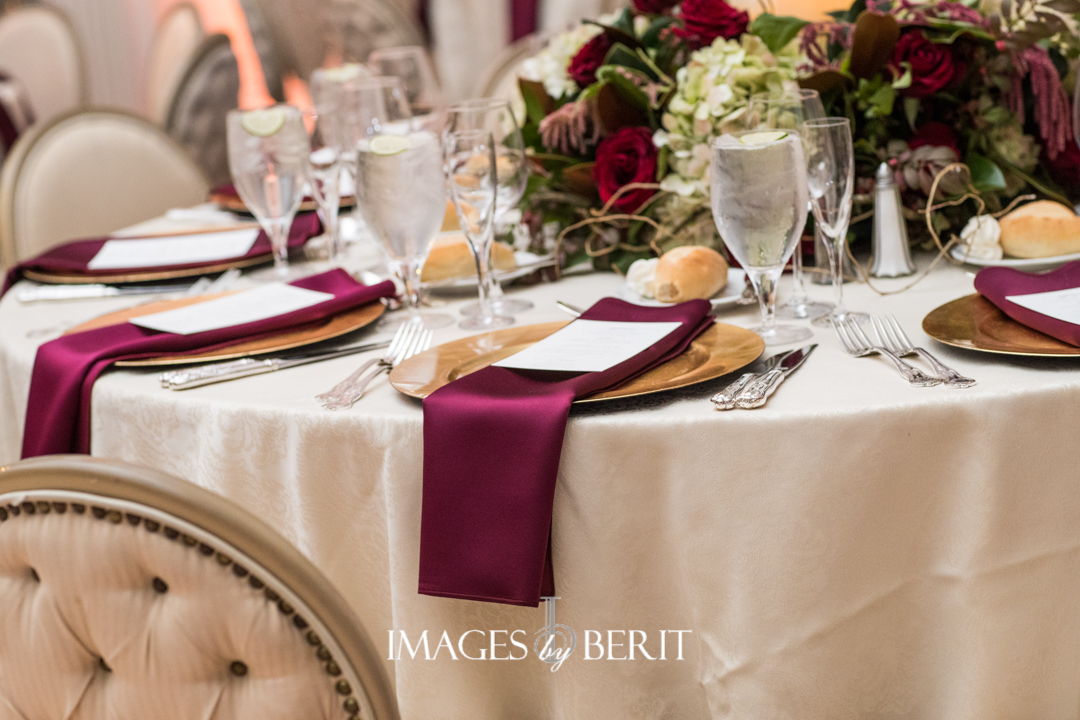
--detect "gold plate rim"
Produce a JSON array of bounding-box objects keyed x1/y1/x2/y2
[
  {"x1": 23, "y1": 252, "x2": 274, "y2": 285},
  {"x1": 389, "y1": 320, "x2": 765, "y2": 403},
  {"x1": 922, "y1": 294, "x2": 1080, "y2": 357},
  {"x1": 209, "y1": 192, "x2": 356, "y2": 214}
]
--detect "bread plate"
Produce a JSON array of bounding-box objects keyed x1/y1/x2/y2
[
  {"x1": 949, "y1": 245, "x2": 1080, "y2": 272},
  {"x1": 617, "y1": 269, "x2": 747, "y2": 310}
]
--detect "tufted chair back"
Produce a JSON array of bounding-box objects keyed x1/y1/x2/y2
[
  {"x1": 0, "y1": 4, "x2": 86, "y2": 126},
  {"x1": 0, "y1": 109, "x2": 208, "y2": 268},
  {"x1": 0, "y1": 455, "x2": 399, "y2": 720},
  {"x1": 146, "y1": 3, "x2": 205, "y2": 125}
]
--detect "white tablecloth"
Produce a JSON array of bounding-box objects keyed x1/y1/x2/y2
[{"x1": 4, "y1": 237, "x2": 1080, "y2": 720}]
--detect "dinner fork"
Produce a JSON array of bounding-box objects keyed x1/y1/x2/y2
[
  {"x1": 832, "y1": 316, "x2": 941, "y2": 387},
  {"x1": 316, "y1": 321, "x2": 433, "y2": 409},
  {"x1": 872, "y1": 315, "x2": 975, "y2": 388}
]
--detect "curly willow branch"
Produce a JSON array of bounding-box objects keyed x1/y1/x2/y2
[{"x1": 553, "y1": 183, "x2": 671, "y2": 273}]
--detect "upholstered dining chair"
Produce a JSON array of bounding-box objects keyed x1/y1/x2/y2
[
  {"x1": 146, "y1": 3, "x2": 205, "y2": 125},
  {"x1": 0, "y1": 4, "x2": 86, "y2": 126},
  {"x1": 0, "y1": 109, "x2": 208, "y2": 268},
  {"x1": 474, "y1": 32, "x2": 547, "y2": 104},
  {"x1": 0, "y1": 455, "x2": 400, "y2": 720}
]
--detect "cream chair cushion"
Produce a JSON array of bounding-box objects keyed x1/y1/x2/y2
[
  {"x1": 146, "y1": 3, "x2": 205, "y2": 125},
  {"x1": 0, "y1": 110, "x2": 208, "y2": 267},
  {"x1": 0, "y1": 456, "x2": 398, "y2": 720},
  {"x1": 0, "y1": 5, "x2": 85, "y2": 125}
]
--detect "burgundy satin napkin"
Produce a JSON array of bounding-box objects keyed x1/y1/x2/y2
[
  {"x1": 419, "y1": 298, "x2": 714, "y2": 606},
  {"x1": 2, "y1": 213, "x2": 322, "y2": 297},
  {"x1": 975, "y1": 261, "x2": 1080, "y2": 346},
  {"x1": 21, "y1": 269, "x2": 395, "y2": 459}
]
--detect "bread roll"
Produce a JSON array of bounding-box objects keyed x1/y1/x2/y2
[
  {"x1": 441, "y1": 199, "x2": 460, "y2": 232},
  {"x1": 999, "y1": 200, "x2": 1080, "y2": 258},
  {"x1": 420, "y1": 234, "x2": 516, "y2": 283},
  {"x1": 653, "y1": 246, "x2": 729, "y2": 302}
]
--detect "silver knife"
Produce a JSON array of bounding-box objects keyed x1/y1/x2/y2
[
  {"x1": 159, "y1": 340, "x2": 390, "y2": 390},
  {"x1": 712, "y1": 348, "x2": 798, "y2": 410},
  {"x1": 17, "y1": 283, "x2": 195, "y2": 303},
  {"x1": 734, "y1": 344, "x2": 817, "y2": 409}
]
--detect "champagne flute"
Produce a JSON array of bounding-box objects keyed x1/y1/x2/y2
[
  {"x1": 799, "y1": 117, "x2": 865, "y2": 327},
  {"x1": 368, "y1": 46, "x2": 443, "y2": 129},
  {"x1": 444, "y1": 98, "x2": 532, "y2": 317},
  {"x1": 354, "y1": 128, "x2": 453, "y2": 330},
  {"x1": 746, "y1": 89, "x2": 831, "y2": 320},
  {"x1": 226, "y1": 104, "x2": 309, "y2": 279},
  {"x1": 710, "y1": 130, "x2": 813, "y2": 345},
  {"x1": 301, "y1": 109, "x2": 344, "y2": 262},
  {"x1": 445, "y1": 129, "x2": 514, "y2": 330}
]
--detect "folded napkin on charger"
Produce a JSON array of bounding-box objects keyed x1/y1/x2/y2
[
  {"x1": 2, "y1": 212, "x2": 322, "y2": 297},
  {"x1": 419, "y1": 298, "x2": 714, "y2": 607},
  {"x1": 975, "y1": 261, "x2": 1080, "y2": 346},
  {"x1": 21, "y1": 269, "x2": 394, "y2": 459}
]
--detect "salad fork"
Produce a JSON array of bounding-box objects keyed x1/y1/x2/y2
[
  {"x1": 316, "y1": 321, "x2": 433, "y2": 409},
  {"x1": 872, "y1": 315, "x2": 975, "y2": 388},
  {"x1": 832, "y1": 316, "x2": 940, "y2": 387}
]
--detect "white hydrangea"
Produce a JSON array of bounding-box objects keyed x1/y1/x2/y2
[{"x1": 519, "y1": 13, "x2": 622, "y2": 100}]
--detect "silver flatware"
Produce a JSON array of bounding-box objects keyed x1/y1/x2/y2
[
  {"x1": 316, "y1": 321, "x2": 433, "y2": 409},
  {"x1": 159, "y1": 339, "x2": 391, "y2": 390},
  {"x1": 556, "y1": 300, "x2": 583, "y2": 317},
  {"x1": 734, "y1": 344, "x2": 817, "y2": 409},
  {"x1": 712, "y1": 348, "x2": 797, "y2": 410},
  {"x1": 833, "y1": 315, "x2": 940, "y2": 387},
  {"x1": 16, "y1": 283, "x2": 198, "y2": 303},
  {"x1": 873, "y1": 314, "x2": 975, "y2": 388}
]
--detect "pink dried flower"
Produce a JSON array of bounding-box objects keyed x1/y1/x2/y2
[
  {"x1": 538, "y1": 100, "x2": 600, "y2": 156},
  {"x1": 1005, "y1": 47, "x2": 1071, "y2": 160}
]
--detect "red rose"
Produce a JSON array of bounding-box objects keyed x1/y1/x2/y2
[
  {"x1": 1043, "y1": 137, "x2": 1080, "y2": 187},
  {"x1": 890, "y1": 31, "x2": 963, "y2": 98},
  {"x1": 568, "y1": 33, "x2": 613, "y2": 89},
  {"x1": 675, "y1": 0, "x2": 749, "y2": 49},
  {"x1": 593, "y1": 126, "x2": 658, "y2": 212},
  {"x1": 634, "y1": 0, "x2": 679, "y2": 13},
  {"x1": 908, "y1": 121, "x2": 960, "y2": 156}
]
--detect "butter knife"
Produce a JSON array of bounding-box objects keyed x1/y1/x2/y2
[
  {"x1": 159, "y1": 340, "x2": 390, "y2": 390},
  {"x1": 734, "y1": 344, "x2": 817, "y2": 409},
  {"x1": 711, "y1": 348, "x2": 797, "y2": 410},
  {"x1": 17, "y1": 283, "x2": 194, "y2": 303}
]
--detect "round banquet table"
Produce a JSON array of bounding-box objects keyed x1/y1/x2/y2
[{"x1": 4, "y1": 231, "x2": 1080, "y2": 720}]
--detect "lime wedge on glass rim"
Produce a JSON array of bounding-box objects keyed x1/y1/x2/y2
[
  {"x1": 369, "y1": 135, "x2": 413, "y2": 156},
  {"x1": 740, "y1": 130, "x2": 788, "y2": 145},
  {"x1": 240, "y1": 107, "x2": 286, "y2": 137}
]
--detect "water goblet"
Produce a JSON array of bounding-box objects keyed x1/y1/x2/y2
[
  {"x1": 301, "y1": 109, "x2": 344, "y2": 262},
  {"x1": 368, "y1": 46, "x2": 443, "y2": 129}
]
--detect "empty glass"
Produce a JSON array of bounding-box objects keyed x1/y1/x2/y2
[
  {"x1": 710, "y1": 131, "x2": 813, "y2": 345},
  {"x1": 800, "y1": 117, "x2": 865, "y2": 327},
  {"x1": 746, "y1": 89, "x2": 831, "y2": 320},
  {"x1": 226, "y1": 104, "x2": 309, "y2": 279},
  {"x1": 444, "y1": 98, "x2": 532, "y2": 318},
  {"x1": 445, "y1": 129, "x2": 514, "y2": 330},
  {"x1": 368, "y1": 46, "x2": 444, "y2": 128},
  {"x1": 301, "y1": 109, "x2": 344, "y2": 262}
]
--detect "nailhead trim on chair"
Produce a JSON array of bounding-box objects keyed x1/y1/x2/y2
[{"x1": 0, "y1": 495, "x2": 365, "y2": 720}]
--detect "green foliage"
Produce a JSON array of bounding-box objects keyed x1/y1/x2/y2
[
  {"x1": 749, "y1": 14, "x2": 810, "y2": 54},
  {"x1": 965, "y1": 152, "x2": 1007, "y2": 192}
]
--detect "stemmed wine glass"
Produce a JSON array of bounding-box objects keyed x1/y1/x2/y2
[
  {"x1": 350, "y1": 78, "x2": 453, "y2": 330},
  {"x1": 444, "y1": 98, "x2": 532, "y2": 318},
  {"x1": 368, "y1": 46, "x2": 444, "y2": 129},
  {"x1": 226, "y1": 104, "x2": 309, "y2": 279},
  {"x1": 301, "y1": 109, "x2": 344, "y2": 262},
  {"x1": 799, "y1": 117, "x2": 865, "y2": 327},
  {"x1": 445, "y1": 129, "x2": 514, "y2": 330},
  {"x1": 710, "y1": 130, "x2": 813, "y2": 345},
  {"x1": 746, "y1": 89, "x2": 832, "y2": 320}
]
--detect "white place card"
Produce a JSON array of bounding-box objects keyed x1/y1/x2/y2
[
  {"x1": 493, "y1": 319, "x2": 683, "y2": 373},
  {"x1": 130, "y1": 283, "x2": 334, "y2": 335},
  {"x1": 1005, "y1": 286, "x2": 1080, "y2": 325},
  {"x1": 87, "y1": 229, "x2": 261, "y2": 270}
]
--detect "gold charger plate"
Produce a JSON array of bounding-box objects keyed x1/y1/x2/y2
[
  {"x1": 210, "y1": 191, "x2": 356, "y2": 214},
  {"x1": 62, "y1": 292, "x2": 385, "y2": 367},
  {"x1": 389, "y1": 321, "x2": 765, "y2": 403},
  {"x1": 922, "y1": 293, "x2": 1080, "y2": 356}
]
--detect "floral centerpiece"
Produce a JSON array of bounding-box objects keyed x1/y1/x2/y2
[{"x1": 514, "y1": 0, "x2": 1080, "y2": 273}]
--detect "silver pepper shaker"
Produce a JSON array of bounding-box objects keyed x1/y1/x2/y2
[{"x1": 870, "y1": 162, "x2": 915, "y2": 277}]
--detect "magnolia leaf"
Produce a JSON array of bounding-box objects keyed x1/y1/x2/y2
[
  {"x1": 604, "y1": 43, "x2": 659, "y2": 81},
  {"x1": 799, "y1": 70, "x2": 852, "y2": 96},
  {"x1": 560, "y1": 162, "x2": 599, "y2": 197},
  {"x1": 529, "y1": 153, "x2": 580, "y2": 172},
  {"x1": 642, "y1": 16, "x2": 677, "y2": 46},
  {"x1": 518, "y1": 79, "x2": 555, "y2": 124},
  {"x1": 904, "y1": 96, "x2": 920, "y2": 130},
  {"x1": 596, "y1": 66, "x2": 652, "y2": 109},
  {"x1": 965, "y1": 152, "x2": 1007, "y2": 192},
  {"x1": 866, "y1": 82, "x2": 895, "y2": 118},
  {"x1": 595, "y1": 82, "x2": 651, "y2": 133},
  {"x1": 750, "y1": 14, "x2": 811, "y2": 54},
  {"x1": 994, "y1": 158, "x2": 1072, "y2": 204},
  {"x1": 1045, "y1": 0, "x2": 1080, "y2": 13},
  {"x1": 848, "y1": 11, "x2": 900, "y2": 80}
]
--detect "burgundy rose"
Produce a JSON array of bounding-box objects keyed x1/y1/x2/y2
[
  {"x1": 908, "y1": 121, "x2": 960, "y2": 156},
  {"x1": 568, "y1": 33, "x2": 613, "y2": 89},
  {"x1": 593, "y1": 126, "x2": 658, "y2": 212},
  {"x1": 1043, "y1": 137, "x2": 1080, "y2": 188},
  {"x1": 675, "y1": 0, "x2": 749, "y2": 49},
  {"x1": 633, "y1": 0, "x2": 679, "y2": 14},
  {"x1": 890, "y1": 31, "x2": 963, "y2": 98}
]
